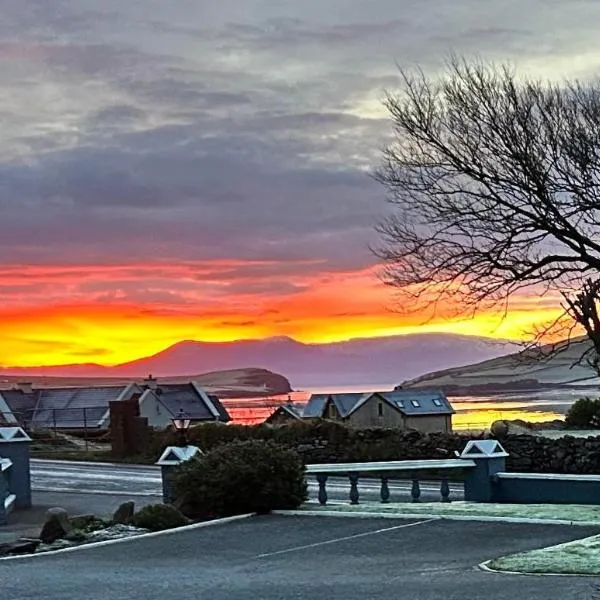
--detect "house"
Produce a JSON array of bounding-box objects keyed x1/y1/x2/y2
[
  {"x1": 0, "y1": 377, "x2": 231, "y2": 430},
  {"x1": 302, "y1": 390, "x2": 454, "y2": 432},
  {"x1": 264, "y1": 403, "x2": 303, "y2": 425}
]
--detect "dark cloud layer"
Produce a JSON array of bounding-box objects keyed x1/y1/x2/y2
[{"x1": 1, "y1": 0, "x2": 599, "y2": 280}]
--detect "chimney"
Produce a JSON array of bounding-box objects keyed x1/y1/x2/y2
[
  {"x1": 16, "y1": 382, "x2": 33, "y2": 394},
  {"x1": 143, "y1": 374, "x2": 158, "y2": 390}
]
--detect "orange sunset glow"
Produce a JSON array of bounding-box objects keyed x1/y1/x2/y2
[{"x1": 0, "y1": 261, "x2": 563, "y2": 367}]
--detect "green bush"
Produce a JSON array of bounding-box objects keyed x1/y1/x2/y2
[
  {"x1": 130, "y1": 504, "x2": 190, "y2": 531},
  {"x1": 565, "y1": 398, "x2": 600, "y2": 428},
  {"x1": 173, "y1": 440, "x2": 308, "y2": 518}
]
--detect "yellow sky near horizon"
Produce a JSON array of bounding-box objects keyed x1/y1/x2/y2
[{"x1": 0, "y1": 262, "x2": 566, "y2": 367}]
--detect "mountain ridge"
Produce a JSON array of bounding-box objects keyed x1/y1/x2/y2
[{"x1": 0, "y1": 333, "x2": 519, "y2": 388}]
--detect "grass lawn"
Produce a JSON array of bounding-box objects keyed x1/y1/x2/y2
[
  {"x1": 487, "y1": 535, "x2": 600, "y2": 575},
  {"x1": 298, "y1": 500, "x2": 600, "y2": 523}
]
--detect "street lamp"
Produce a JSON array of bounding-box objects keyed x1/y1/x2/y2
[{"x1": 172, "y1": 409, "x2": 191, "y2": 447}]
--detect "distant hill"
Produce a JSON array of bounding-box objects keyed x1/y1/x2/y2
[
  {"x1": 0, "y1": 333, "x2": 518, "y2": 389},
  {"x1": 403, "y1": 337, "x2": 600, "y2": 394},
  {"x1": 0, "y1": 367, "x2": 291, "y2": 399}
]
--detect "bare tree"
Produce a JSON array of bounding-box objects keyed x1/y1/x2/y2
[{"x1": 373, "y1": 57, "x2": 600, "y2": 359}]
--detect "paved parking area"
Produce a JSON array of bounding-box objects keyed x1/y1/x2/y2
[{"x1": 1, "y1": 516, "x2": 599, "y2": 600}]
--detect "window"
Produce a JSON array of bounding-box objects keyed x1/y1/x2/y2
[
  {"x1": 377, "y1": 402, "x2": 383, "y2": 417},
  {"x1": 328, "y1": 402, "x2": 337, "y2": 419},
  {"x1": 411, "y1": 399, "x2": 420, "y2": 408},
  {"x1": 395, "y1": 400, "x2": 404, "y2": 409},
  {"x1": 433, "y1": 399, "x2": 443, "y2": 407}
]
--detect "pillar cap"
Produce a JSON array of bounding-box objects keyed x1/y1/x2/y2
[
  {"x1": 460, "y1": 439, "x2": 508, "y2": 459},
  {"x1": 0, "y1": 427, "x2": 31, "y2": 442},
  {"x1": 156, "y1": 445, "x2": 202, "y2": 466}
]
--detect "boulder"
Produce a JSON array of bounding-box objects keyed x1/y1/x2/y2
[
  {"x1": 39, "y1": 507, "x2": 73, "y2": 544},
  {"x1": 112, "y1": 501, "x2": 135, "y2": 525}
]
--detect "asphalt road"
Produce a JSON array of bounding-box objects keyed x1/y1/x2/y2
[
  {"x1": 30, "y1": 459, "x2": 464, "y2": 503},
  {"x1": 1, "y1": 516, "x2": 598, "y2": 600}
]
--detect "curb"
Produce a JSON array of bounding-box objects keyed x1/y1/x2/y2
[
  {"x1": 31, "y1": 458, "x2": 157, "y2": 469},
  {"x1": 0, "y1": 513, "x2": 254, "y2": 561},
  {"x1": 478, "y1": 559, "x2": 599, "y2": 578},
  {"x1": 274, "y1": 509, "x2": 600, "y2": 527},
  {"x1": 32, "y1": 487, "x2": 161, "y2": 497}
]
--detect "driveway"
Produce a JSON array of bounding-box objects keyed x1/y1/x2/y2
[{"x1": 1, "y1": 516, "x2": 599, "y2": 599}]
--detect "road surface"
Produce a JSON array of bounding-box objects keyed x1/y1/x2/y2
[
  {"x1": 30, "y1": 459, "x2": 464, "y2": 503},
  {"x1": 1, "y1": 515, "x2": 598, "y2": 600}
]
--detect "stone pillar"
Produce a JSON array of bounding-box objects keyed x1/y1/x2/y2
[
  {"x1": 0, "y1": 427, "x2": 32, "y2": 509},
  {"x1": 155, "y1": 445, "x2": 202, "y2": 504},
  {"x1": 460, "y1": 439, "x2": 508, "y2": 503}
]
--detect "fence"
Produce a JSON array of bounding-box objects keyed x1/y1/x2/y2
[
  {"x1": 306, "y1": 458, "x2": 476, "y2": 505},
  {"x1": 0, "y1": 408, "x2": 110, "y2": 455}
]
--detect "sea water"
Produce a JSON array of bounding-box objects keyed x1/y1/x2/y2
[{"x1": 222, "y1": 387, "x2": 599, "y2": 430}]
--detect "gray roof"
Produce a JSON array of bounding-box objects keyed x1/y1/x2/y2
[
  {"x1": 0, "y1": 390, "x2": 39, "y2": 420},
  {"x1": 303, "y1": 392, "x2": 373, "y2": 418},
  {"x1": 376, "y1": 390, "x2": 455, "y2": 416},
  {"x1": 303, "y1": 389, "x2": 454, "y2": 420},
  {"x1": 154, "y1": 384, "x2": 230, "y2": 422},
  {"x1": 32, "y1": 386, "x2": 128, "y2": 428},
  {"x1": 265, "y1": 404, "x2": 303, "y2": 422},
  {"x1": 302, "y1": 394, "x2": 330, "y2": 418}
]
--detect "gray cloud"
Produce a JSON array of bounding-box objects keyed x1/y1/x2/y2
[{"x1": 1, "y1": 0, "x2": 600, "y2": 301}]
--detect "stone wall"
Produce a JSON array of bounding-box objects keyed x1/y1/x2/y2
[
  {"x1": 503, "y1": 434, "x2": 600, "y2": 474},
  {"x1": 175, "y1": 420, "x2": 600, "y2": 474}
]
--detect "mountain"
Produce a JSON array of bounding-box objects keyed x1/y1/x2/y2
[
  {"x1": 0, "y1": 333, "x2": 519, "y2": 389},
  {"x1": 403, "y1": 337, "x2": 600, "y2": 394}
]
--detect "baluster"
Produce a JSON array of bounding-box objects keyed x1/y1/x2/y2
[
  {"x1": 380, "y1": 476, "x2": 390, "y2": 504},
  {"x1": 316, "y1": 473, "x2": 328, "y2": 506},
  {"x1": 411, "y1": 478, "x2": 421, "y2": 503},
  {"x1": 440, "y1": 478, "x2": 451, "y2": 503},
  {"x1": 349, "y1": 473, "x2": 360, "y2": 505}
]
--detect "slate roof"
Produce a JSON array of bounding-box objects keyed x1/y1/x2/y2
[
  {"x1": 302, "y1": 394, "x2": 330, "y2": 418},
  {"x1": 264, "y1": 403, "x2": 303, "y2": 423},
  {"x1": 1, "y1": 380, "x2": 231, "y2": 429},
  {"x1": 0, "y1": 390, "x2": 39, "y2": 423},
  {"x1": 303, "y1": 392, "x2": 376, "y2": 418},
  {"x1": 152, "y1": 383, "x2": 230, "y2": 422},
  {"x1": 31, "y1": 386, "x2": 128, "y2": 428},
  {"x1": 376, "y1": 390, "x2": 455, "y2": 416},
  {"x1": 303, "y1": 389, "x2": 454, "y2": 419}
]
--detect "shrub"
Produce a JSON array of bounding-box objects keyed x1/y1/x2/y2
[
  {"x1": 173, "y1": 440, "x2": 307, "y2": 518},
  {"x1": 565, "y1": 398, "x2": 600, "y2": 428},
  {"x1": 130, "y1": 504, "x2": 190, "y2": 532}
]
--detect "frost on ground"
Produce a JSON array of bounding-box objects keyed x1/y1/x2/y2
[
  {"x1": 487, "y1": 535, "x2": 600, "y2": 575},
  {"x1": 302, "y1": 501, "x2": 600, "y2": 523}
]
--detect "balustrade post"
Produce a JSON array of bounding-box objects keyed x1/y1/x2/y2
[
  {"x1": 411, "y1": 478, "x2": 421, "y2": 503},
  {"x1": 349, "y1": 473, "x2": 360, "y2": 505},
  {"x1": 380, "y1": 476, "x2": 390, "y2": 503},
  {"x1": 440, "y1": 478, "x2": 450, "y2": 503},
  {"x1": 316, "y1": 473, "x2": 328, "y2": 506}
]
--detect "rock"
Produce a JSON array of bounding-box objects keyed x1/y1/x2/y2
[
  {"x1": 64, "y1": 529, "x2": 87, "y2": 542},
  {"x1": 490, "y1": 420, "x2": 509, "y2": 439},
  {"x1": 39, "y1": 507, "x2": 73, "y2": 544},
  {"x1": 70, "y1": 514, "x2": 108, "y2": 532},
  {"x1": 112, "y1": 501, "x2": 135, "y2": 525},
  {"x1": 0, "y1": 538, "x2": 40, "y2": 556}
]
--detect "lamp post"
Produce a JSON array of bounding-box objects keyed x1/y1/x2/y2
[{"x1": 172, "y1": 409, "x2": 191, "y2": 448}]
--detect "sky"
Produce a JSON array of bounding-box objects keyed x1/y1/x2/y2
[{"x1": 1, "y1": 0, "x2": 598, "y2": 367}]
